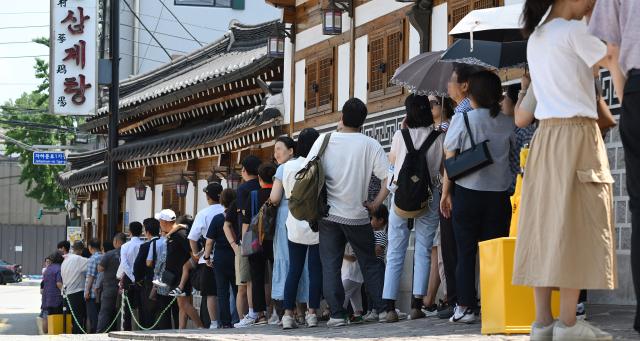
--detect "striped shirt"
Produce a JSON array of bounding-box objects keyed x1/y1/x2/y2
[{"x1": 374, "y1": 230, "x2": 388, "y2": 262}]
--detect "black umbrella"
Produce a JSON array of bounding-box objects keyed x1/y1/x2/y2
[{"x1": 439, "y1": 39, "x2": 527, "y2": 70}]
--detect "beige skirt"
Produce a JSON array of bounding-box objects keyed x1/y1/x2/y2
[{"x1": 512, "y1": 117, "x2": 617, "y2": 290}]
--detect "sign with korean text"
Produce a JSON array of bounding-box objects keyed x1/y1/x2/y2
[
  {"x1": 33, "y1": 151, "x2": 67, "y2": 165},
  {"x1": 50, "y1": 0, "x2": 98, "y2": 116}
]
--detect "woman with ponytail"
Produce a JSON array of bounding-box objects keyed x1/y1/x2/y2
[
  {"x1": 512, "y1": 0, "x2": 616, "y2": 340},
  {"x1": 440, "y1": 70, "x2": 515, "y2": 324}
]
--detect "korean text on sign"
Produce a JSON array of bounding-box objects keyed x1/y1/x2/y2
[{"x1": 33, "y1": 152, "x2": 67, "y2": 165}]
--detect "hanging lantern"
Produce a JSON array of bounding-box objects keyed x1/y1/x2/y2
[
  {"x1": 322, "y1": 0, "x2": 343, "y2": 36},
  {"x1": 176, "y1": 175, "x2": 189, "y2": 197},
  {"x1": 68, "y1": 206, "x2": 77, "y2": 219},
  {"x1": 267, "y1": 23, "x2": 285, "y2": 59},
  {"x1": 135, "y1": 180, "x2": 147, "y2": 201},
  {"x1": 226, "y1": 172, "x2": 242, "y2": 190},
  {"x1": 207, "y1": 172, "x2": 222, "y2": 184}
]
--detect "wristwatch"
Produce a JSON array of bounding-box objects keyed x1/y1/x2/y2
[
  {"x1": 203, "y1": 255, "x2": 210, "y2": 260},
  {"x1": 519, "y1": 89, "x2": 527, "y2": 95}
]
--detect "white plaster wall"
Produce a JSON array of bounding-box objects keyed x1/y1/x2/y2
[
  {"x1": 283, "y1": 25, "x2": 294, "y2": 125},
  {"x1": 295, "y1": 17, "x2": 351, "y2": 52},
  {"x1": 197, "y1": 179, "x2": 208, "y2": 214},
  {"x1": 92, "y1": 200, "x2": 98, "y2": 223},
  {"x1": 125, "y1": 186, "x2": 152, "y2": 227},
  {"x1": 185, "y1": 182, "x2": 195, "y2": 217},
  {"x1": 409, "y1": 25, "x2": 420, "y2": 59},
  {"x1": 294, "y1": 60, "x2": 306, "y2": 122},
  {"x1": 338, "y1": 43, "x2": 351, "y2": 111},
  {"x1": 355, "y1": 0, "x2": 411, "y2": 27},
  {"x1": 432, "y1": 3, "x2": 449, "y2": 52},
  {"x1": 154, "y1": 184, "x2": 163, "y2": 215},
  {"x1": 354, "y1": 35, "x2": 369, "y2": 104},
  {"x1": 504, "y1": 0, "x2": 525, "y2": 6}
]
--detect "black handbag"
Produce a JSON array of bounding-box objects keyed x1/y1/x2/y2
[
  {"x1": 443, "y1": 112, "x2": 494, "y2": 181},
  {"x1": 161, "y1": 269, "x2": 175, "y2": 286},
  {"x1": 190, "y1": 264, "x2": 201, "y2": 291}
]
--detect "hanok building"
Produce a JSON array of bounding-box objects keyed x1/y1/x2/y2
[{"x1": 56, "y1": 19, "x2": 286, "y2": 243}]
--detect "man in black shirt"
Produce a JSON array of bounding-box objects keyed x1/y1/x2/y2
[
  {"x1": 96, "y1": 233, "x2": 125, "y2": 333},
  {"x1": 134, "y1": 218, "x2": 161, "y2": 329},
  {"x1": 157, "y1": 209, "x2": 203, "y2": 329}
]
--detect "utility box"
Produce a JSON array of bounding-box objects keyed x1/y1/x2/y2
[{"x1": 48, "y1": 314, "x2": 72, "y2": 335}]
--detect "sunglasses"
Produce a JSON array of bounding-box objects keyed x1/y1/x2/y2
[{"x1": 430, "y1": 100, "x2": 441, "y2": 109}]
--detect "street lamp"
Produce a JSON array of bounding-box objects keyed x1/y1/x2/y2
[
  {"x1": 176, "y1": 171, "x2": 197, "y2": 197},
  {"x1": 226, "y1": 171, "x2": 242, "y2": 190},
  {"x1": 321, "y1": 0, "x2": 353, "y2": 36},
  {"x1": 207, "y1": 172, "x2": 222, "y2": 184},
  {"x1": 134, "y1": 177, "x2": 154, "y2": 201},
  {"x1": 68, "y1": 206, "x2": 78, "y2": 219},
  {"x1": 267, "y1": 22, "x2": 295, "y2": 59}
]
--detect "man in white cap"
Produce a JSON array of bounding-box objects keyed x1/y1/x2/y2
[
  {"x1": 189, "y1": 182, "x2": 224, "y2": 329},
  {"x1": 157, "y1": 209, "x2": 204, "y2": 329}
]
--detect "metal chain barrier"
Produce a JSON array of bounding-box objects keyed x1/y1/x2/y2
[{"x1": 62, "y1": 288, "x2": 174, "y2": 334}]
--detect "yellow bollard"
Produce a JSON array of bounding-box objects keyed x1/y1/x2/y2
[
  {"x1": 47, "y1": 314, "x2": 72, "y2": 335},
  {"x1": 479, "y1": 237, "x2": 560, "y2": 335}
]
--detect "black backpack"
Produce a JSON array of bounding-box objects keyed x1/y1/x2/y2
[{"x1": 392, "y1": 129, "x2": 442, "y2": 219}]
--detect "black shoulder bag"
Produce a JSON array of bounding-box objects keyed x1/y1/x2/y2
[{"x1": 443, "y1": 112, "x2": 494, "y2": 181}]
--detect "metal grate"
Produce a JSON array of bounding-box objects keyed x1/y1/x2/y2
[
  {"x1": 452, "y1": 4, "x2": 470, "y2": 28},
  {"x1": 307, "y1": 62, "x2": 317, "y2": 111},
  {"x1": 318, "y1": 57, "x2": 332, "y2": 110},
  {"x1": 473, "y1": 0, "x2": 494, "y2": 10},
  {"x1": 370, "y1": 37, "x2": 385, "y2": 92},
  {"x1": 386, "y1": 31, "x2": 402, "y2": 85}
]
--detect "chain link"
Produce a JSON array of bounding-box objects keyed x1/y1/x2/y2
[{"x1": 124, "y1": 290, "x2": 177, "y2": 331}]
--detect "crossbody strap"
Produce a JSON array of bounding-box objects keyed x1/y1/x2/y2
[
  {"x1": 463, "y1": 113, "x2": 477, "y2": 148},
  {"x1": 316, "y1": 133, "x2": 332, "y2": 158},
  {"x1": 251, "y1": 190, "x2": 258, "y2": 217}
]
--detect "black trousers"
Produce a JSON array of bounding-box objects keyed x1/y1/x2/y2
[
  {"x1": 439, "y1": 211, "x2": 458, "y2": 305},
  {"x1": 66, "y1": 291, "x2": 85, "y2": 334},
  {"x1": 122, "y1": 281, "x2": 138, "y2": 331},
  {"x1": 248, "y1": 240, "x2": 274, "y2": 312},
  {"x1": 158, "y1": 294, "x2": 179, "y2": 329},
  {"x1": 451, "y1": 185, "x2": 511, "y2": 307},
  {"x1": 620, "y1": 74, "x2": 640, "y2": 332}
]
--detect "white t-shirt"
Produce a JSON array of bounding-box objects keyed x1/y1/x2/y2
[
  {"x1": 60, "y1": 254, "x2": 89, "y2": 295},
  {"x1": 303, "y1": 132, "x2": 390, "y2": 223},
  {"x1": 389, "y1": 127, "x2": 445, "y2": 190},
  {"x1": 341, "y1": 243, "x2": 363, "y2": 283},
  {"x1": 189, "y1": 203, "x2": 225, "y2": 264},
  {"x1": 528, "y1": 18, "x2": 606, "y2": 120},
  {"x1": 282, "y1": 157, "x2": 320, "y2": 245}
]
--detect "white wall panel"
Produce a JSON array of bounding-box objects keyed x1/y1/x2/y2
[
  {"x1": 409, "y1": 25, "x2": 420, "y2": 59},
  {"x1": 354, "y1": 35, "x2": 369, "y2": 104},
  {"x1": 431, "y1": 3, "x2": 449, "y2": 52},
  {"x1": 126, "y1": 186, "x2": 152, "y2": 227},
  {"x1": 185, "y1": 182, "x2": 195, "y2": 217},
  {"x1": 295, "y1": 17, "x2": 351, "y2": 52},
  {"x1": 294, "y1": 60, "x2": 306, "y2": 122},
  {"x1": 197, "y1": 179, "x2": 209, "y2": 214},
  {"x1": 283, "y1": 25, "x2": 294, "y2": 125},
  {"x1": 355, "y1": 0, "x2": 410, "y2": 27},
  {"x1": 338, "y1": 43, "x2": 351, "y2": 111},
  {"x1": 154, "y1": 184, "x2": 163, "y2": 215},
  {"x1": 504, "y1": 0, "x2": 525, "y2": 6}
]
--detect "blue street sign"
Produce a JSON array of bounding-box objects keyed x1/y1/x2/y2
[
  {"x1": 125, "y1": 212, "x2": 129, "y2": 226},
  {"x1": 33, "y1": 152, "x2": 67, "y2": 165}
]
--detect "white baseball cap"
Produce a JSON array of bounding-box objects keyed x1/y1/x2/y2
[{"x1": 155, "y1": 209, "x2": 176, "y2": 222}]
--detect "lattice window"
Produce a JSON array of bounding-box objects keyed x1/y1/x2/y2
[
  {"x1": 162, "y1": 187, "x2": 184, "y2": 216},
  {"x1": 452, "y1": 4, "x2": 469, "y2": 28},
  {"x1": 368, "y1": 21, "x2": 404, "y2": 101},
  {"x1": 474, "y1": 0, "x2": 494, "y2": 10},
  {"x1": 448, "y1": 0, "x2": 501, "y2": 46},
  {"x1": 305, "y1": 48, "x2": 334, "y2": 117},
  {"x1": 162, "y1": 189, "x2": 171, "y2": 210}
]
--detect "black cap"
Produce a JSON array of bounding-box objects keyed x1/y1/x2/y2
[
  {"x1": 404, "y1": 93, "x2": 430, "y2": 116},
  {"x1": 203, "y1": 182, "x2": 223, "y2": 201}
]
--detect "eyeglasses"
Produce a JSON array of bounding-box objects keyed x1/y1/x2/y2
[{"x1": 430, "y1": 100, "x2": 441, "y2": 109}]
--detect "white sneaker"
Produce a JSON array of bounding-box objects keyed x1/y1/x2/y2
[
  {"x1": 396, "y1": 309, "x2": 408, "y2": 320},
  {"x1": 378, "y1": 311, "x2": 387, "y2": 322},
  {"x1": 234, "y1": 316, "x2": 255, "y2": 328},
  {"x1": 449, "y1": 306, "x2": 476, "y2": 324},
  {"x1": 326, "y1": 317, "x2": 346, "y2": 327},
  {"x1": 553, "y1": 320, "x2": 612, "y2": 341},
  {"x1": 209, "y1": 322, "x2": 218, "y2": 329},
  {"x1": 282, "y1": 316, "x2": 298, "y2": 330},
  {"x1": 305, "y1": 314, "x2": 318, "y2": 328},
  {"x1": 364, "y1": 312, "x2": 379, "y2": 322},
  {"x1": 268, "y1": 315, "x2": 279, "y2": 325},
  {"x1": 152, "y1": 279, "x2": 169, "y2": 289},
  {"x1": 530, "y1": 320, "x2": 554, "y2": 341}
]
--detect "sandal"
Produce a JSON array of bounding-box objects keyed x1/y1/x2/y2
[
  {"x1": 320, "y1": 306, "x2": 330, "y2": 321},
  {"x1": 169, "y1": 287, "x2": 186, "y2": 297}
]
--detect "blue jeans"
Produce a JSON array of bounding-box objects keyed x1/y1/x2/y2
[
  {"x1": 284, "y1": 241, "x2": 322, "y2": 311},
  {"x1": 230, "y1": 283, "x2": 239, "y2": 324},
  {"x1": 86, "y1": 297, "x2": 99, "y2": 333},
  {"x1": 383, "y1": 191, "x2": 440, "y2": 300},
  {"x1": 318, "y1": 220, "x2": 386, "y2": 318},
  {"x1": 213, "y1": 267, "x2": 238, "y2": 327}
]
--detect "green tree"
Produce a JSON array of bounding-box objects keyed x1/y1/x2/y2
[{"x1": 32, "y1": 37, "x2": 50, "y2": 106}]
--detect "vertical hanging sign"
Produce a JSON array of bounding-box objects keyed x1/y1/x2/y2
[{"x1": 50, "y1": 0, "x2": 98, "y2": 116}]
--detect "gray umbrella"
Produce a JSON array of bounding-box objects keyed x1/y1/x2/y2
[{"x1": 389, "y1": 50, "x2": 452, "y2": 97}]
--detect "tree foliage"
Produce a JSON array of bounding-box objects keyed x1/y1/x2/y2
[{"x1": 32, "y1": 37, "x2": 50, "y2": 106}]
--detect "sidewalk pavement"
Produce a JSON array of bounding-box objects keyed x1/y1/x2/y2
[{"x1": 108, "y1": 304, "x2": 639, "y2": 341}]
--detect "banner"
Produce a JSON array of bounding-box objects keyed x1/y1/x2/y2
[{"x1": 67, "y1": 226, "x2": 82, "y2": 243}]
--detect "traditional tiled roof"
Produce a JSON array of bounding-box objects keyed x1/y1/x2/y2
[
  {"x1": 66, "y1": 148, "x2": 106, "y2": 170},
  {"x1": 56, "y1": 163, "x2": 108, "y2": 189},
  {"x1": 81, "y1": 20, "x2": 283, "y2": 132}
]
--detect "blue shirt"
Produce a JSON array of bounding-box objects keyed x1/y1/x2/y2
[
  {"x1": 85, "y1": 252, "x2": 103, "y2": 299},
  {"x1": 206, "y1": 212, "x2": 235, "y2": 275},
  {"x1": 454, "y1": 97, "x2": 473, "y2": 115},
  {"x1": 508, "y1": 124, "x2": 537, "y2": 195},
  {"x1": 444, "y1": 108, "x2": 516, "y2": 191}
]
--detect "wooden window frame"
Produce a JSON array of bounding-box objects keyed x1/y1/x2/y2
[
  {"x1": 162, "y1": 186, "x2": 185, "y2": 217},
  {"x1": 447, "y1": 0, "x2": 502, "y2": 46},
  {"x1": 367, "y1": 20, "x2": 405, "y2": 102},
  {"x1": 305, "y1": 47, "x2": 335, "y2": 118}
]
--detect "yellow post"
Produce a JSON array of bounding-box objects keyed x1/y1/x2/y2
[{"x1": 47, "y1": 314, "x2": 72, "y2": 335}]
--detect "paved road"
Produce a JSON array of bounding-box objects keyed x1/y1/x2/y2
[{"x1": 0, "y1": 280, "x2": 43, "y2": 336}]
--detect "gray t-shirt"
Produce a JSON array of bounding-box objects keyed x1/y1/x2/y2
[
  {"x1": 444, "y1": 108, "x2": 515, "y2": 192},
  {"x1": 99, "y1": 248, "x2": 121, "y2": 287},
  {"x1": 588, "y1": 0, "x2": 640, "y2": 77}
]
